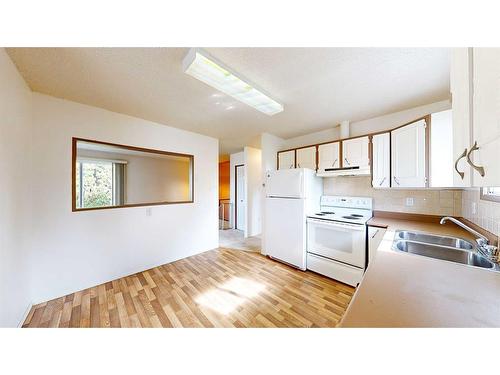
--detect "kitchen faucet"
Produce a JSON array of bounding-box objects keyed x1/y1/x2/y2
[{"x1": 440, "y1": 216, "x2": 499, "y2": 262}]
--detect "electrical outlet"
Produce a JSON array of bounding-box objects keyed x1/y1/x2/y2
[
  {"x1": 406, "y1": 197, "x2": 414, "y2": 207},
  {"x1": 146, "y1": 207, "x2": 152, "y2": 217}
]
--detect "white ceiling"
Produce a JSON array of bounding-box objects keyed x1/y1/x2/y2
[{"x1": 6, "y1": 48, "x2": 451, "y2": 155}]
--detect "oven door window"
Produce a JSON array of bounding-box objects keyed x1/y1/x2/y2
[{"x1": 307, "y1": 220, "x2": 365, "y2": 268}]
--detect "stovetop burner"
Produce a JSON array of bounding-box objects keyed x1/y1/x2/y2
[
  {"x1": 342, "y1": 215, "x2": 362, "y2": 220},
  {"x1": 309, "y1": 196, "x2": 373, "y2": 224}
]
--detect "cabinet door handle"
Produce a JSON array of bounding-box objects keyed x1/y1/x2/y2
[
  {"x1": 332, "y1": 159, "x2": 338, "y2": 167},
  {"x1": 466, "y1": 141, "x2": 485, "y2": 177},
  {"x1": 290, "y1": 164, "x2": 294, "y2": 169},
  {"x1": 344, "y1": 158, "x2": 350, "y2": 166},
  {"x1": 454, "y1": 148, "x2": 467, "y2": 180},
  {"x1": 393, "y1": 176, "x2": 400, "y2": 186},
  {"x1": 379, "y1": 177, "x2": 386, "y2": 186},
  {"x1": 297, "y1": 163, "x2": 301, "y2": 168}
]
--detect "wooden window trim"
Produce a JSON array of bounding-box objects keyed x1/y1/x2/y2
[{"x1": 71, "y1": 137, "x2": 194, "y2": 212}]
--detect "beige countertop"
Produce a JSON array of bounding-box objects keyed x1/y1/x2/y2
[{"x1": 340, "y1": 217, "x2": 500, "y2": 327}]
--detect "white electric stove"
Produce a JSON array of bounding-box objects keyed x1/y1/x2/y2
[{"x1": 306, "y1": 196, "x2": 373, "y2": 286}]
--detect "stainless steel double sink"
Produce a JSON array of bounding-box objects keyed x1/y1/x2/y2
[{"x1": 392, "y1": 230, "x2": 498, "y2": 271}]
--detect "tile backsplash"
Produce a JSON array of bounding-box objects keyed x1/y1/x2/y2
[
  {"x1": 323, "y1": 176, "x2": 462, "y2": 216},
  {"x1": 462, "y1": 188, "x2": 500, "y2": 237},
  {"x1": 322, "y1": 177, "x2": 500, "y2": 239}
]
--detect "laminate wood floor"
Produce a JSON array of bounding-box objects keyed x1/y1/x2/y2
[{"x1": 23, "y1": 248, "x2": 355, "y2": 328}]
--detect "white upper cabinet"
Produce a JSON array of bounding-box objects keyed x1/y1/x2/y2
[
  {"x1": 342, "y1": 136, "x2": 370, "y2": 168},
  {"x1": 372, "y1": 133, "x2": 390, "y2": 188},
  {"x1": 450, "y1": 48, "x2": 473, "y2": 187},
  {"x1": 296, "y1": 146, "x2": 317, "y2": 170},
  {"x1": 318, "y1": 142, "x2": 340, "y2": 171},
  {"x1": 470, "y1": 48, "x2": 500, "y2": 186},
  {"x1": 391, "y1": 120, "x2": 426, "y2": 187},
  {"x1": 450, "y1": 47, "x2": 500, "y2": 187},
  {"x1": 278, "y1": 150, "x2": 295, "y2": 170}
]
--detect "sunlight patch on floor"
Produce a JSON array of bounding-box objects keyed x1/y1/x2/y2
[
  {"x1": 220, "y1": 277, "x2": 266, "y2": 298},
  {"x1": 195, "y1": 277, "x2": 266, "y2": 315}
]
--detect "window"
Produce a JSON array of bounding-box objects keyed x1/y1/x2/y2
[
  {"x1": 75, "y1": 159, "x2": 125, "y2": 209},
  {"x1": 480, "y1": 187, "x2": 500, "y2": 203},
  {"x1": 73, "y1": 138, "x2": 194, "y2": 212}
]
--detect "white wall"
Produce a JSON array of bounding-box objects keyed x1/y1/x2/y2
[
  {"x1": 0, "y1": 49, "x2": 33, "y2": 327},
  {"x1": 284, "y1": 127, "x2": 339, "y2": 149},
  {"x1": 260, "y1": 133, "x2": 285, "y2": 254},
  {"x1": 244, "y1": 147, "x2": 262, "y2": 238},
  {"x1": 30, "y1": 93, "x2": 219, "y2": 303},
  {"x1": 281, "y1": 100, "x2": 451, "y2": 149},
  {"x1": 229, "y1": 151, "x2": 245, "y2": 230},
  {"x1": 349, "y1": 100, "x2": 451, "y2": 137}
]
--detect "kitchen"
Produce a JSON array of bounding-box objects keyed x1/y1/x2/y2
[
  {"x1": 4, "y1": 47, "x2": 499, "y2": 330},
  {"x1": 262, "y1": 48, "x2": 500, "y2": 327},
  {"x1": 2, "y1": 3, "x2": 500, "y2": 370}
]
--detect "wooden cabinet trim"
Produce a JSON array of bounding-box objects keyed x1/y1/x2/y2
[{"x1": 276, "y1": 115, "x2": 430, "y2": 156}]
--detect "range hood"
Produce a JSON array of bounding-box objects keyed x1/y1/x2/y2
[{"x1": 316, "y1": 166, "x2": 371, "y2": 177}]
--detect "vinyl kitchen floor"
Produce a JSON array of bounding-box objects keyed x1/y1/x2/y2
[
  {"x1": 22, "y1": 248, "x2": 355, "y2": 328},
  {"x1": 219, "y1": 229, "x2": 261, "y2": 252}
]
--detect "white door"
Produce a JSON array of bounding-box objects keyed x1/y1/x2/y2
[
  {"x1": 278, "y1": 150, "x2": 295, "y2": 170},
  {"x1": 236, "y1": 165, "x2": 246, "y2": 231},
  {"x1": 470, "y1": 48, "x2": 500, "y2": 186},
  {"x1": 372, "y1": 133, "x2": 390, "y2": 188},
  {"x1": 391, "y1": 120, "x2": 426, "y2": 187},
  {"x1": 265, "y1": 197, "x2": 306, "y2": 270},
  {"x1": 342, "y1": 136, "x2": 370, "y2": 168},
  {"x1": 296, "y1": 146, "x2": 317, "y2": 170},
  {"x1": 451, "y1": 48, "x2": 473, "y2": 187},
  {"x1": 318, "y1": 142, "x2": 340, "y2": 171}
]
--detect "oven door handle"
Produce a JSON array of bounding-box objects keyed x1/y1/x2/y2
[{"x1": 307, "y1": 218, "x2": 365, "y2": 231}]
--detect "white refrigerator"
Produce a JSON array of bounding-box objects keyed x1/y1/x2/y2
[{"x1": 264, "y1": 168, "x2": 322, "y2": 270}]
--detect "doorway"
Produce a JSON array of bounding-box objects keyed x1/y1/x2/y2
[{"x1": 235, "y1": 164, "x2": 246, "y2": 231}]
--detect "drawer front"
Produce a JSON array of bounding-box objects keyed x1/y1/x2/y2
[{"x1": 307, "y1": 253, "x2": 364, "y2": 287}]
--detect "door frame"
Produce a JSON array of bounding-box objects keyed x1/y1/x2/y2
[{"x1": 234, "y1": 164, "x2": 244, "y2": 230}]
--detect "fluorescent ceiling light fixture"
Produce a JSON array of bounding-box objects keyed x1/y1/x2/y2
[{"x1": 182, "y1": 48, "x2": 284, "y2": 116}]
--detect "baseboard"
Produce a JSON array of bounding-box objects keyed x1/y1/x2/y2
[{"x1": 18, "y1": 302, "x2": 33, "y2": 328}]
